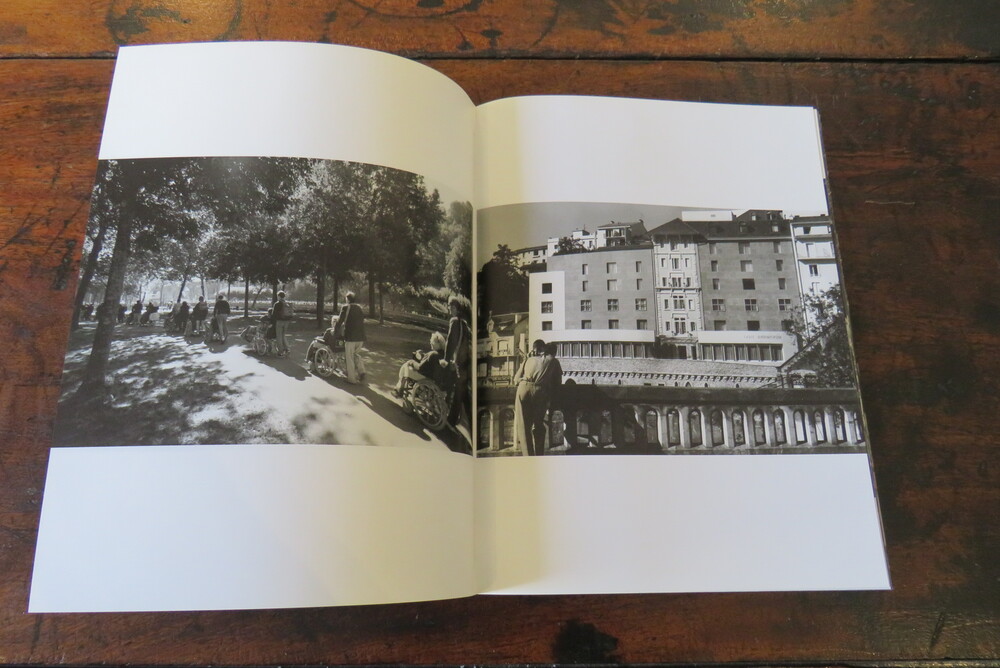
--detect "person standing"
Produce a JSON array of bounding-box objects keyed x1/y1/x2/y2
[
  {"x1": 191, "y1": 295, "x2": 208, "y2": 333},
  {"x1": 513, "y1": 339, "x2": 563, "y2": 456},
  {"x1": 337, "y1": 292, "x2": 366, "y2": 384},
  {"x1": 176, "y1": 300, "x2": 190, "y2": 336},
  {"x1": 444, "y1": 295, "x2": 471, "y2": 425},
  {"x1": 213, "y1": 293, "x2": 231, "y2": 339},
  {"x1": 273, "y1": 290, "x2": 294, "y2": 356}
]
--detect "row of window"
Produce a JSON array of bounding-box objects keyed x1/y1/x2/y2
[
  {"x1": 580, "y1": 261, "x2": 644, "y2": 275},
  {"x1": 710, "y1": 298, "x2": 793, "y2": 312},
  {"x1": 699, "y1": 342, "x2": 785, "y2": 361},
  {"x1": 709, "y1": 241, "x2": 787, "y2": 255},
  {"x1": 711, "y1": 319, "x2": 792, "y2": 332},
  {"x1": 540, "y1": 319, "x2": 649, "y2": 331},
  {"x1": 551, "y1": 341, "x2": 653, "y2": 358}
]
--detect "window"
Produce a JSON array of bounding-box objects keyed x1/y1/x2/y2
[
  {"x1": 738, "y1": 241, "x2": 750, "y2": 255},
  {"x1": 711, "y1": 299, "x2": 725, "y2": 311},
  {"x1": 607, "y1": 298, "x2": 619, "y2": 311},
  {"x1": 582, "y1": 280, "x2": 588, "y2": 292},
  {"x1": 636, "y1": 278, "x2": 643, "y2": 290},
  {"x1": 712, "y1": 278, "x2": 720, "y2": 290},
  {"x1": 747, "y1": 320, "x2": 760, "y2": 331},
  {"x1": 714, "y1": 320, "x2": 727, "y2": 331},
  {"x1": 778, "y1": 277, "x2": 787, "y2": 290},
  {"x1": 710, "y1": 260, "x2": 719, "y2": 272},
  {"x1": 671, "y1": 258, "x2": 680, "y2": 270},
  {"x1": 775, "y1": 259, "x2": 784, "y2": 271},
  {"x1": 659, "y1": 258, "x2": 666, "y2": 268},
  {"x1": 580, "y1": 299, "x2": 592, "y2": 311},
  {"x1": 606, "y1": 262, "x2": 617, "y2": 273},
  {"x1": 635, "y1": 261, "x2": 642, "y2": 272},
  {"x1": 709, "y1": 242, "x2": 719, "y2": 255},
  {"x1": 809, "y1": 264, "x2": 819, "y2": 276},
  {"x1": 742, "y1": 278, "x2": 756, "y2": 290},
  {"x1": 745, "y1": 299, "x2": 759, "y2": 311},
  {"x1": 607, "y1": 279, "x2": 618, "y2": 291},
  {"x1": 637, "y1": 319, "x2": 648, "y2": 330},
  {"x1": 673, "y1": 296, "x2": 685, "y2": 309},
  {"x1": 542, "y1": 321, "x2": 552, "y2": 331},
  {"x1": 581, "y1": 263, "x2": 588, "y2": 275},
  {"x1": 541, "y1": 282, "x2": 552, "y2": 294},
  {"x1": 609, "y1": 319, "x2": 619, "y2": 329},
  {"x1": 779, "y1": 298, "x2": 791, "y2": 311},
  {"x1": 581, "y1": 320, "x2": 591, "y2": 329},
  {"x1": 635, "y1": 298, "x2": 647, "y2": 311},
  {"x1": 673, "y1": 318, "x2": 687, "y2": 334},
  {"x1": 803, "y1": 226, "x2": 812, "y2": 234},
  {"x1": 741, "y1": 260, "x2": 753, "y2": 272},
  {"x1": 773, "y1": 241, "x2": 782, "y2": 253}
]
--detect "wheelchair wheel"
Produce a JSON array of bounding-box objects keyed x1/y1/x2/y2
[
  {"x1": 412, "y1": 380, "x2": 448, "y2": 431},
  {"x1": 312, "y1": 347, "x2": 336, "y2": 378},
  {"x1": 253, "y1": 336, "x2": 269, "y2": 356}
]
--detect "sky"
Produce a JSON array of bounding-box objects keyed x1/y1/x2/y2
[{"x1": 476, "y1": 201, "x2": 687, "y2": 266}]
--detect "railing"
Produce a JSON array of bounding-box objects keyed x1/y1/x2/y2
[{"x1": 477, "y1": 385, "x2": 866, "y2": 455}]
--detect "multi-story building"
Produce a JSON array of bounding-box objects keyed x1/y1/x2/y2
[
  {"x1": 789, "y1": 215, "x2": 840, "y2": 328},
  {"x1": 476, "y1": 312, "x2": 530, "y2": 386},
  {"x1": 512, "y1": 244, "x2": 547, "y2": 268},
  {"x1": 647, "y1": 218, "x2": 703, "y2": 359},
  {"x1": 528, "y1": 244, "x2": 656, "y2": 361},
  {"x1": 684, "y1": 210, "x2": 801, "y2": 364}
]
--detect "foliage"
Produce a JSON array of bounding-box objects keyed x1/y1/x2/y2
[
  {"x1": 554, "y1": 235, "x2": 587, "y2": 254},
  {"x1": 784, "y1": 284, "x2": 856, "y2": 388},
  {"x1": 477, "y1": 244, "x2": 529, "y2": 327}
]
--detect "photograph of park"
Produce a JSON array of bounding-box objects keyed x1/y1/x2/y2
[{"x1": 55, "y1": 156, "x2": 472, "y2": 454}]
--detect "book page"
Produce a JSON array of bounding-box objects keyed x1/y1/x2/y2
[
  {"x1": 30, "y1": 42, "x2": 476, "y2": 612},
  {"x1": 473, "y1": 96, "x2": 890, "y2": 594}
]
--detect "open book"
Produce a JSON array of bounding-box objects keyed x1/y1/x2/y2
[{"x1": 29, "y1": 42, "x2": 890, "y2": 613}]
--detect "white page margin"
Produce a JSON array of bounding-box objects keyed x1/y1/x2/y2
[{"x1": 30, "y1": 445, "x2": 475, "y2": 612}]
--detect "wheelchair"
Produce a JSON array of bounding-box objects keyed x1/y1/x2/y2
[
  {"x1": 306, "y1": 336, "x2": 347, "y2": 379},
  {"x1": 397, "y1": 361, "x2": 455, "y2": 432}
]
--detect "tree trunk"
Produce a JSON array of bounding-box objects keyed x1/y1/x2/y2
[
  {"x1": 368, "y1": 273, "x2": 376, "y2": 318},
  {"x1": 200, "y1": 275, "x2": 206, "y2": 298},
  {"x1": 271, "y1": 279, "x2": 279, "y2": 305},
  {"x1": 243, "y1": 275, "x2": 250, "y2": 318},
  {"x1": 315, "y1": 260, "x2": 326, "y2": 329},
  {"x1": 378, "y1": 281, "x2": 385, "y2": 324},
  {"x1": 78, "y1": 219, "x2": 132, "y2": 396},
  {"x1": 251, "y1": 286, "x2": 264, "y2": 309},
  {"x1": 71, "y1": 220, "x2": 111, "y2": 330},
  {"x1": 332, "y1": 276, "x2": 340, "y2": 313},
  {"x1": 175, "y1": 270, "x2": 189, "y2": 303}
]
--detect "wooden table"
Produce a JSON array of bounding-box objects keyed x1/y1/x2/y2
[{"x1": 1, "y1": 1, "x2": 998, "y2": 664}]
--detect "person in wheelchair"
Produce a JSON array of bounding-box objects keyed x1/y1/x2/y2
[{"x1": 393, "y1": 331, "x2": 451, "y2": 397}]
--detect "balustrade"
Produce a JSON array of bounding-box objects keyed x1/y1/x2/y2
[{"x1": 477, "y1": 385, "x2": 865, "y2": 455}]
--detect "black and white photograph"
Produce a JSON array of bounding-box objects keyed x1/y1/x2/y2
[
  {"x1": 56, "y1": 156, "x2": 473, "y2": 454},
  {"x1": 476, "y1": 201, "x2": 866, "y2": 457}
]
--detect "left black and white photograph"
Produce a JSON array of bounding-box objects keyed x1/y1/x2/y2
[{"x1": 55, "y1": 156, "x2": 473, "y2": 454}]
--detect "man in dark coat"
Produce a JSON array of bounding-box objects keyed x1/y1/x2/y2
[{"x1": 337, "y1": 292, "x2": 366, "y2": 384}]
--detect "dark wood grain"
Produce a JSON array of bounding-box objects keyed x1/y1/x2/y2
[
  {"x1": 0, "y1": 0, "x2": 998, "y2": 59},
  {"x1": 0, "y1": 54, "x2": 998, "y2": 664}
]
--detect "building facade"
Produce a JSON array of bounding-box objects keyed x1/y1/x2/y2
[
  {"x1": 647, "y1": 219, "x2": 704, "y2": 359},
  {"x1": 686, "y1": 210, "x2": 802, "y2": 364},
  {"x1": 528, "y1": 244, "x2": 656, "y2": 360}
]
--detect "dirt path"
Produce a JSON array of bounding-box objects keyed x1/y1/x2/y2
[{"x1": 54, "y1": 318, "x2": 471, "y2": 453}]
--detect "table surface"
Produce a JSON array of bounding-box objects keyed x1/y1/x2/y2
[{"x1": 1, "y1": 1, "x2": 998, "y2": 665}]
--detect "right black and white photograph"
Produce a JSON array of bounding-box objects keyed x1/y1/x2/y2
[{"x1": 476, "y1": 201, "x2": 866, "y2": 457}]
